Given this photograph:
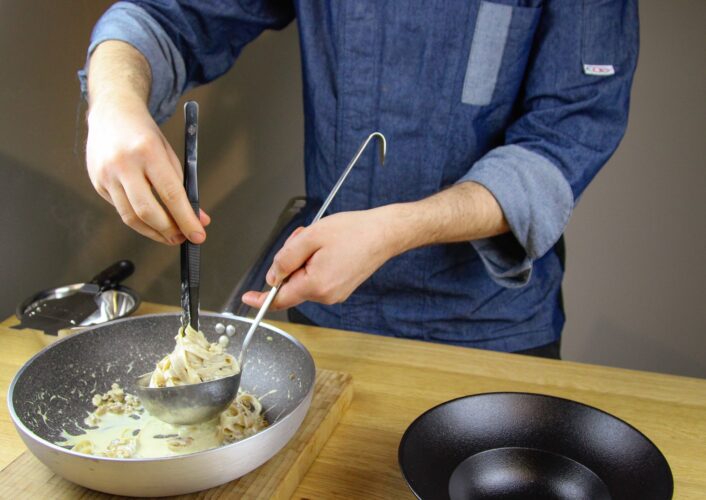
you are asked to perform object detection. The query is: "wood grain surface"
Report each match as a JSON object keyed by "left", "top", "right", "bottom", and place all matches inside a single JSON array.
[{"left": 2, "top": 303, "right": 706, "bottom": 499}]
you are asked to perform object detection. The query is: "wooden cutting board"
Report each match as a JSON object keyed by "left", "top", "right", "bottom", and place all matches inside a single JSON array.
[{"left": 0, "top": 369, "right": 353, "bottom": 499}]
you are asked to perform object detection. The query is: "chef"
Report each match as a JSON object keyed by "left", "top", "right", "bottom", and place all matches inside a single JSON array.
[{"left": 79, "top": 1, "right": 639, "bottom": 359}]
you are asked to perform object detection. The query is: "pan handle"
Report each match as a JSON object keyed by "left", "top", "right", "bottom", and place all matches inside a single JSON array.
[
  {"left": 89, "top": 260, "right": 135, "bottom": 291},
  {"left": 222, "top": 197, "right": 308, "bottom": 317}
]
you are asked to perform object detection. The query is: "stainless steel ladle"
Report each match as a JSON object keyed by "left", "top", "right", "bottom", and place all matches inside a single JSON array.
[{"left": 136, "top": 130, "right": 386, "bottom": 425}]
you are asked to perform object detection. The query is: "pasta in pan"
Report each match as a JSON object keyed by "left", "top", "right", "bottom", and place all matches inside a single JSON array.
[
  {"left": 219, "top": 392, "right": 266, "bottom": 442},
  {"left": 59, "top": 326, "right": 267, "bottom": 458},
  {"left": 60, "top": 383, "right": 268, "bottom": 458},
  {"left": 148, "top": 324, "right": 239, "bottom": 387}
]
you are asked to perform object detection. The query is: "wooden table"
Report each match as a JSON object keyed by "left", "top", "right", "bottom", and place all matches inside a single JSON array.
[{"left": 2, "top": 303, "right": 705, "bottom": 498}]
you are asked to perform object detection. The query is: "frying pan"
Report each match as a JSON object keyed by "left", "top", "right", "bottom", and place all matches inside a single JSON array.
[
  {"left": 8, "top": 312, "right": 316, "bottom": 497},
  {"left": 399, "top": 393, "right": 673, "bottom": 500},
  {"left": 8, "top": 198, "right": 316, "bottom": 496}
]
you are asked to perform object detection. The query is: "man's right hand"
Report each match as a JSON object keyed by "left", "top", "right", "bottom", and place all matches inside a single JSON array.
[{"left": 85, "top": 41, "right": 209, "bottom": 246}]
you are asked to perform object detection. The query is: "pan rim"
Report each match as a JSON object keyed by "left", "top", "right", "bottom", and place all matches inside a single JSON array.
[
  {"left": 397, "top": 391, "right": 674, "bottom": 499},
  {"left": 7, "top": 312, "right": 316, "bottom": 464}
]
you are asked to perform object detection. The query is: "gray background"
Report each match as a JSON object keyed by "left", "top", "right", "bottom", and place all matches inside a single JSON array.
[{"left": 1, "top": 1, "right": 703, "bottom": 377}]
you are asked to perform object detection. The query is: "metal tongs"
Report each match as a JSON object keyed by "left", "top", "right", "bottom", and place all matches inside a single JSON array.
[
  {"left": 136, "top": 101, "right": 233, "bottom": 424},
  {"left": 136, "top": 125, "right": 386, "bottom": 425},
  {"left": 180, "top": 101, "right": 201, "bottom": 333}
]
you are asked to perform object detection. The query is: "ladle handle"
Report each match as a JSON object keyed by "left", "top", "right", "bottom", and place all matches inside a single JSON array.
[
  {"left": 237, "top": 132, "right": 386, "bottom": 368},
  {"left": 181, "top": 101, "right": 200, "bottom": 330},
  {"left": 238, "top": 284, "right": 279, "bottom": 366},
  {"left": 312, "top": 132, "right": 386, "bottom": 223}
]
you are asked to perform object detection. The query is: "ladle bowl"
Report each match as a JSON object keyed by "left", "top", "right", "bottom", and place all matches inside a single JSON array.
[{"left": 135, "top": 371, "right": 241, "bottom": 425}]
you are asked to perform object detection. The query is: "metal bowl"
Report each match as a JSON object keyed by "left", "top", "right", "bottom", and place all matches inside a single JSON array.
[
  {"left": 16, "top": 283, "right": 140, "bottom": 330},
  {"left": 7, "top": 313, "right": 316, "bottom": 497},
  {"left": 399, "top": 392, "right": 673, "bottom": 500}
]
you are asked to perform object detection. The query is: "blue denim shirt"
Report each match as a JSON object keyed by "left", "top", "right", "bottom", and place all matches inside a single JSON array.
[{"left": 80, "top": 0, "right": 639, "bottom": 351}]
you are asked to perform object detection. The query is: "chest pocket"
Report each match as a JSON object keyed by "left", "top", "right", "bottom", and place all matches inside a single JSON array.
[
  {"left": 461, "top": 1, "right": 542, "bottom": 106},
  {"left": 580, "top": 0, "right": 623, "bottom": 77}
]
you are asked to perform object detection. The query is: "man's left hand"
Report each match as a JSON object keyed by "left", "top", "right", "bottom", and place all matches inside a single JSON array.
[{"left": 241, "top": 206, "right": 402, "bottom": 311}]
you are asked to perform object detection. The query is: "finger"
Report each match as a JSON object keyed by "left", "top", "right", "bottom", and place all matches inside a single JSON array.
[
  {"left": 284, "top": 226, "right": 305, "bottom": 245},
  {"left": 107, "top": 184, "right": 170, "bottom": 244},
  {"left": 265, "top": 227, "right": 305, "bottom": 283},
  {"left": 88, "top": 167, "right": 114, "bottom": 205},
  {"left": 242, "top": 267, "right": 310, "bottom": 311},
  {"left": 145, "top": 157, "right": 205, "bottom": 244},
  {"left": 267, "top": 230, "right": 320, "bottom": 285},
  {"left": 95, "top": 184, "right": 114, "bottom": 205},
  {"left": 241, "top": 291, "right": 267, "bottom": 309},
  {"left": 122, "top": 172, "right": 183, "bottom": 244},
  {"left": 200, "top": 209, "right": 211, "bottom": 227},
  {"left": 268, "top": 268, "right": 312, "bottom": 310},
  {"left": 156, "top": 135, "right": 210, "bottom": 236},
  {"left": 160, "top": 132, "right": 184, "bottom": 179}
]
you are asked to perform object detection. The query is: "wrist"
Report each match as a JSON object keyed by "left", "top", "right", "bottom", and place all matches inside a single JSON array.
[
  {"left": 87, "top": 90, "right": 150, "bottom": 127},
  {"left": 373, "top": 203, "right": 426, "bottom": 259},
  {"left": 87, "top": 41, "right": 151, "bottom": 119}
]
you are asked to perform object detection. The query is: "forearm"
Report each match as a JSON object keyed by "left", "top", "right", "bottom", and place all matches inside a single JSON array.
[
  {"left": 84, "top": 40, "right": 208, "bottom": 245},
  {"left": 380, "top": 181, "right": 509, "bottom": 257},
  {"left": 245, "top": 181, "right": 509, "bottom": 310},
  {"left": 87, "top": 40, "right": 151, "bottom": 112}
]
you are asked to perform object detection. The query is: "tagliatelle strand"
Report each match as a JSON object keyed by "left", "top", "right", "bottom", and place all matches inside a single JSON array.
[{"left": 148, "top": 325, "right": 240, "bottom": 387}]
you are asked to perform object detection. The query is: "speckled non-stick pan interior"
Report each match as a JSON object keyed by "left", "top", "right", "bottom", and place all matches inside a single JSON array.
[{"left": 11, "top": 313, "right": 315, "bottom": 445}]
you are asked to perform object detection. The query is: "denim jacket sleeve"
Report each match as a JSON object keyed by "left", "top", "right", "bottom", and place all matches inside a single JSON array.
[
  {"left": 78, "top": 1, "right": 294, "bottom": 123},
  {"left": 457, "top": 0, "right": 639, "bottom": 287}
]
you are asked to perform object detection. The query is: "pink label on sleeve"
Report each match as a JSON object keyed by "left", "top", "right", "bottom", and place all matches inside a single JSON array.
[{"left": 583, "top": 64, "right": 615, "bottom": 76}]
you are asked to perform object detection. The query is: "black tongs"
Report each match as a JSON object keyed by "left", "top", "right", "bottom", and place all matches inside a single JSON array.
[{"left": 181, "top": 101, "right": 200, "bottom": 331}]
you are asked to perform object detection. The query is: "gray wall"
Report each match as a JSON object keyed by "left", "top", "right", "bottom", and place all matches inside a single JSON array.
[
  {"left": 561, "top": 1, "right": 706, "bottom": 377},
  {"left": 0, "top": 0, "right": 304, "bottom": 320},
  {"left": 1, "top": 2, "right": 703, "bottom": 378}
]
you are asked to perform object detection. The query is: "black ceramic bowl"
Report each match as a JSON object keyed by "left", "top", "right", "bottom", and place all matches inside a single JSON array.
[{"left": 399, "top": 393, "right": 672, "bottom": 500}]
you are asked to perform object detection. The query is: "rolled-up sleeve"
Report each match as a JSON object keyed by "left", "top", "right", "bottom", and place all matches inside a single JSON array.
[
  {"left": 78, "top": 0, "right": 295, "bottom": 123},
  {"left": 458, "top": 0, "right": 639, "bottom": 287},
  {"left": 78, "top": 2, "right": 185, "bottom": 123}
]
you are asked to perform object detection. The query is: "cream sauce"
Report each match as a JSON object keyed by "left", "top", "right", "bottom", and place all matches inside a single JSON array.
[
  {"left": 58, "top": 384, "right": 268, "bottom": 459},
  {"left": 60, "top": 410, "right": 223, "bottom": 458}
]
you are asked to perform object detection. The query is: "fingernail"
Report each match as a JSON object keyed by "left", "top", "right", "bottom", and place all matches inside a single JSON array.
[
  {"left": 266, "top": 269, "right": 275, "bottom": 285},
  {"left": 189, "top": 231, "right": 205, "bottom": 243}
]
